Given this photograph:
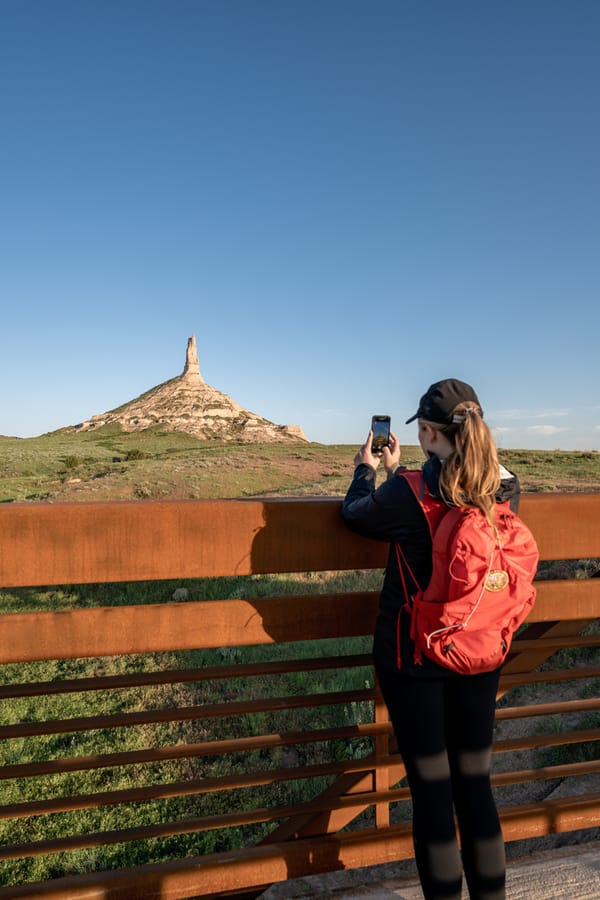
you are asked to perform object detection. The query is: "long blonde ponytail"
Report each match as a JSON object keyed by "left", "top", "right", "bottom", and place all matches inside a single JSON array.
[{"left": 435, "top": 401, "right": 500, "bottom": 524}]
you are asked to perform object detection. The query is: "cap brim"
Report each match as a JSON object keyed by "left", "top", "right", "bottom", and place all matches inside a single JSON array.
[{"left": 405, "top": 413, "right": 419, "bottom": 424}]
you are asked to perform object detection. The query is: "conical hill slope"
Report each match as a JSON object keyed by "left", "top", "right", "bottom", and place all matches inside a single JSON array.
[{"left": 70, "top": 336, "right": 308, "bottom": 443}]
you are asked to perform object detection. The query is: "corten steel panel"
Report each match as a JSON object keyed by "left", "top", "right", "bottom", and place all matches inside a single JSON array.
[
  {"left": 0, "top": 494, "right": 598, "bottom": 899},
  {"left": 0, "top": 493, "right": 599, "bottom": 588},
  {"left": 0, "top": 499, "right": 388, "bottom": 588},
  {"left": 518, "top": 493, "right": 600, "bottom": 559},
  {"left": 0, "top": 593, "right": 379, "bottom": 663},
  {"left": 0, "top": 582, "right": 597, "bottom": 664},
  {"left": 528, "top": 579, "right": 600, "bottom": 620}
]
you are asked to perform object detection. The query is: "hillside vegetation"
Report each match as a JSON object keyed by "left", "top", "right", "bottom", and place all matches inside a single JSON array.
[{"left": 1, "top": 431, "right": 599, "bottom": 503}]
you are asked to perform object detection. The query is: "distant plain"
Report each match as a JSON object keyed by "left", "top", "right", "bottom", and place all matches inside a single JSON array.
[{"left": 1, "top": 430, "right": 599, "bottom": 503}]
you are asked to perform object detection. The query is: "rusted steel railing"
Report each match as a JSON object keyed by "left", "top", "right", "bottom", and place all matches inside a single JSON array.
[{"left": 0, "top": 493, "right": 598, "bottom": 899}]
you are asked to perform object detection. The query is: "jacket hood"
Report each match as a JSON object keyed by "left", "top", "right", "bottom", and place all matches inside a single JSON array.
[{"left": 422, "top": 455, "right": 520, "bottom": 505}]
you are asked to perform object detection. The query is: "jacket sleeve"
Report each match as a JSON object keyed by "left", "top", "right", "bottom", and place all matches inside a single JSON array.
[{"left": 341, "top": 464, "right": 427, "bottom": 543}]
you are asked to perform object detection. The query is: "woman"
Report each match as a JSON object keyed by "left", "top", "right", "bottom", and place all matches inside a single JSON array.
[{"left": 342, "top": 378, "right": 519, "bottom": 900}]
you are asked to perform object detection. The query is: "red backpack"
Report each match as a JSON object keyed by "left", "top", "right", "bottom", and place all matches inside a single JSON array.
[{"left": 395, "top": 471, "right": 539, "bottom": 675}]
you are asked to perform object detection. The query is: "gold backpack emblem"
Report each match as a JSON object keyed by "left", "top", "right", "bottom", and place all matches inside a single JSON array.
[{"left": 485, "top": 569, "right": 509, "bottom": 592}]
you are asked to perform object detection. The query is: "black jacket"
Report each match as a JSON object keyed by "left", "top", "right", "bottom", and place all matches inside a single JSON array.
[{"left": 341, "top": 455, "right": 521, "bottom": 676}]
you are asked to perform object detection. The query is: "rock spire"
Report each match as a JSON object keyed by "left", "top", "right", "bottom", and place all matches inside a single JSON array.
[{"left": 182, "top": 334, "right": 203, "bottom": 381}]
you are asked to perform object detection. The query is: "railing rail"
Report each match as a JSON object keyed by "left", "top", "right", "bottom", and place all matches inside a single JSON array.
[{"left": 0, "top": 493, "right": 598, "bottom": 899}]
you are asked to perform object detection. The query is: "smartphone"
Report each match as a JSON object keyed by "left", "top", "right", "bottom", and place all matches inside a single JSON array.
[{"left": 371, "top": 415, "right": 391, "bottom": 454}]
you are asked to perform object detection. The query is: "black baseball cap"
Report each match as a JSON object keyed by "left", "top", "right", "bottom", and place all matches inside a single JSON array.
[{"left": 405, "top": 379, "right": 481, "bottom": 425}]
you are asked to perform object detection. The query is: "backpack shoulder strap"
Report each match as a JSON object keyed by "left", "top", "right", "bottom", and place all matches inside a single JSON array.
[
  {"left": 398, "top": 470, "right": 449, "bottom": 538},
  {"left": 394, "top": 471, "right": 450, "bottom": 600}
]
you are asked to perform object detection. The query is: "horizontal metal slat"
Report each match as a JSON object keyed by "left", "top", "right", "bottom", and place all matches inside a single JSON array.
[
  {"left": 0, "top": 756, "right": 382, "bottom": 821},
  {"left": 0, "top": 687, "right": 377, "bottom": 740},
  {"left": 0, "top": 653, "right": 374, "bottom": 699},
  {"left": 0, "top": 721, "right": 391, "bottom": 780},
  {"left": 493, "top": 727, "right": 600, "bottom": 755},
  {"left": 1, "top": 795, "right": 599, "bottom": 900}
]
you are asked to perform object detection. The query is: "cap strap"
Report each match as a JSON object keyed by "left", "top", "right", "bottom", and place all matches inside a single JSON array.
[{"left": 452, "top": 407, "right": 480, "bottom": 424}]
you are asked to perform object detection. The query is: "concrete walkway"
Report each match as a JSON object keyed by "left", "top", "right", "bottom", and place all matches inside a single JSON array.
[{"left": 260, "top": 841, "right": 600, "bottom": 899}]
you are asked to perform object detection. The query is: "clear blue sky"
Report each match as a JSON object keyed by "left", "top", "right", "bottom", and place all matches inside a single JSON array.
[{"left": 1, "top": 0, "right": 599, "bottom": 450}]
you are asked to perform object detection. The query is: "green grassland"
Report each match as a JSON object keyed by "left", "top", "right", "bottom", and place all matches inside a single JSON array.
[{"left": 0, "top": 430, "right": 599, "bottom": 503}]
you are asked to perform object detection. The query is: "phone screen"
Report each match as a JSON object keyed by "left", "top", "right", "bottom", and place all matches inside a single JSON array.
[{"left": 371, "top": 415, "right": 391, "bottom": 454}]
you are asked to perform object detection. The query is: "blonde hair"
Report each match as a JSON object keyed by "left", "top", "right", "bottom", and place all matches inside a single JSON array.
[{"left": 429, "top": 401, "right": 500, "bottom": 524}]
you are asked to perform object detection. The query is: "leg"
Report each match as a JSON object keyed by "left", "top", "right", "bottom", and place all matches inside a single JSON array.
[
  {"left": 376, "top": 666, "right": 463, "bottom": 900},
  {"left": 444, "top": 669, "right": 505, "bottom": 900}
]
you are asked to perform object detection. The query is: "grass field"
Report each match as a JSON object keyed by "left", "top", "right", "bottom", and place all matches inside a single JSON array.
[{"left": 1, "top": 430, "right": 599, "bottom": 503}]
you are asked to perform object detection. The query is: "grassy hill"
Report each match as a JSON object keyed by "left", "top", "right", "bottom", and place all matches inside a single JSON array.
[{"left": 1, "top": 431, "right": 599, "bottom": 503}]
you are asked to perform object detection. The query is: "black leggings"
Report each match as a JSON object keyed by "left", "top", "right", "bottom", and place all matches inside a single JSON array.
[{"left": 376, "top": 665, "right": 505, "bottom": 900}]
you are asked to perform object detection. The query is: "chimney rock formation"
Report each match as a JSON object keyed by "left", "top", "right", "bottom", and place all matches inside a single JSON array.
[
  {"left": 182, "top": 335, "right": 203, "bottom": 381},
  {"left": 72, "top": 335, "right": 308, "bottom": 443}
]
